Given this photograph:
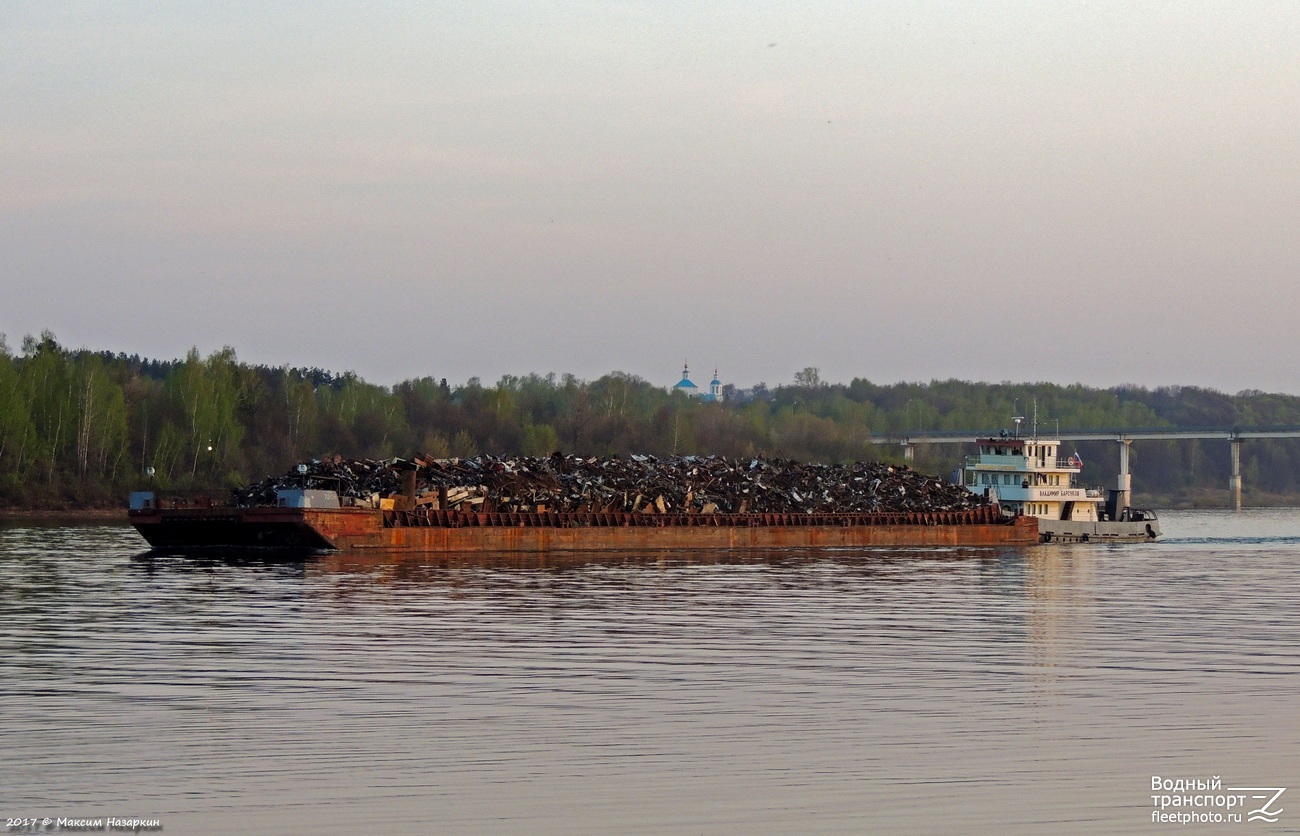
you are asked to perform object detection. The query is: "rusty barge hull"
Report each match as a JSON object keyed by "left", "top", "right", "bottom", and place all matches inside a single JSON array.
[{"left": 129, "top": 505, "right": 1038, "bottom": 552}]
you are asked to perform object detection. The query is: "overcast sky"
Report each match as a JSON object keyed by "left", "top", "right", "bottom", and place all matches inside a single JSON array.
[{"left": 2, "top": 2, "right": 1297, "bottom": 393}]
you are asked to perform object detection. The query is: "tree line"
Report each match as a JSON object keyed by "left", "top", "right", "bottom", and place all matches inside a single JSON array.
[{"left": 3, "top": 331, "right": 1299, "bottom": 507}]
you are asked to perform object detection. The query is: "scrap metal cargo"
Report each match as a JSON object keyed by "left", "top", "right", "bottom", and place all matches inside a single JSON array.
[
  {"left": 236, "top": 452, "right": 989, "bottom": 515},
  {"left": 129, "top": 453, "right": 1039, "bottom": 552}
]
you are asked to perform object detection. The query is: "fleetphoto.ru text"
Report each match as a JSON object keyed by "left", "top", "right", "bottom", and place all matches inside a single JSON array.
[{"left": 1151, "top": 777, "right": 1286, "bottom": 825}]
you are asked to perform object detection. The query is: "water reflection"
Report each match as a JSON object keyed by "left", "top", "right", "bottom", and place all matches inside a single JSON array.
[
  {"left": 133, "top": 550, "right": 310, "bottom": 577},
  {"left": 1023, "top": 546, "right": 1098, "bottom": 680}
]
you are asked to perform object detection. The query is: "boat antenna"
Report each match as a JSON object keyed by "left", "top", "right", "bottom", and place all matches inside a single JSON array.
[{"left": 1032, "top": 398, "right": 1038, "bottom": 439}]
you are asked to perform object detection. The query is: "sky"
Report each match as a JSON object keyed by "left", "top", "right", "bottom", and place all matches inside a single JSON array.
[{"left": 2, "top": 2, "right": 1298, "bottom": 394}]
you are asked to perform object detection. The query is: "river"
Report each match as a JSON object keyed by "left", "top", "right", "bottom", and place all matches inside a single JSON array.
[{"left": 1, "top": 509, "right": 1297, "bottom": 834}]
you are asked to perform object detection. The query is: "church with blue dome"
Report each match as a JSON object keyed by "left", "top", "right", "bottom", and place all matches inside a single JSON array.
[{"left": 672, "top": 362, "right": 722, "bottom": 402}]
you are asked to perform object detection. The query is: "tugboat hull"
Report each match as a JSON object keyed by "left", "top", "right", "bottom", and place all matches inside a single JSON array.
[{"left": 1038, "top": 518, "right": 1161, "bottom": 543}]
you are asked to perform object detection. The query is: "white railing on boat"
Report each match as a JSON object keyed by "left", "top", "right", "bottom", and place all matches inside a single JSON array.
[{"left": 967, "top": 456, "right": 1083, "bottom": 469}]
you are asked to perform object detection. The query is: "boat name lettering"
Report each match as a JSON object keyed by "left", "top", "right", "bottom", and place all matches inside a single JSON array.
[{"left": 1036, "top": 489, "right": 1085, "bottom": 498}]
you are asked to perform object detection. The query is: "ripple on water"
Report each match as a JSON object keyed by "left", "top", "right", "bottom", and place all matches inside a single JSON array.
[{"left": 1, "top": 513, "right": 1298, "bottom": 834}]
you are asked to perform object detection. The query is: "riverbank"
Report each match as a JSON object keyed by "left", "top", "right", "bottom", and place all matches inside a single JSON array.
[
  {"left": 1144, "top": 487, "right": 1300, "bottom": 510},
  {"left": 0, "top": 507, "right": 127, "bottom": 525}
]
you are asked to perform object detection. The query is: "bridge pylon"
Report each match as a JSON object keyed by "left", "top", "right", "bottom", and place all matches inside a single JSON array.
[{"left": 1229, "top": 438, "right": 1243, "bottom": 512}]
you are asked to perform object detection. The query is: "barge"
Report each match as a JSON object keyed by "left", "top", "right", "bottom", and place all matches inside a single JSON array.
[{"left": 128, "top": 490, "right": 1039, "bottom": 553}]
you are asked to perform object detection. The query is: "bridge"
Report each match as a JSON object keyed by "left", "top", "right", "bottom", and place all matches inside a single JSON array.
[{"left": 868, "top": 426, "right": 1300, "bottom": 511}]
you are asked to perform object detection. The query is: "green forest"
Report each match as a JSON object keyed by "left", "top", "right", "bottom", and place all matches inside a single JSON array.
[{"left": 3, "top": 331, "right": 1299, "bottom": 509}]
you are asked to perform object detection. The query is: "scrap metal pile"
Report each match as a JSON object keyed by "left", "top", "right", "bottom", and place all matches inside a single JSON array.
[{"left": 235, "top": 453, "right": 986, "bottom": 515}]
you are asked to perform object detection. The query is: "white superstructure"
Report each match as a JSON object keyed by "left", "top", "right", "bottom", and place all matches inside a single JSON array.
[
  {"left": 961, "top": 432, "right": 1158, "bottom": 542},
  {"left": 963, "top": 436, "right": 1099, "bottom": 520}
]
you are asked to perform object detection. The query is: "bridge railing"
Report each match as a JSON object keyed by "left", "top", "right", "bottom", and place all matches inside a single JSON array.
[{"left": 874, "top": 424, "right": 1300, "bottom": 443}]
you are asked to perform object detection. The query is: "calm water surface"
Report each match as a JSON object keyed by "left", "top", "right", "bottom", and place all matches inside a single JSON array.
[{"left": 2, "top": 509, "right": 1298, "bottom": 834}]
